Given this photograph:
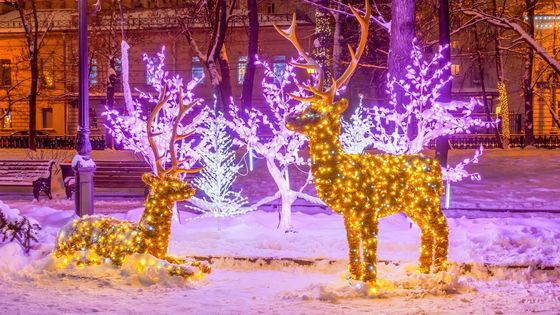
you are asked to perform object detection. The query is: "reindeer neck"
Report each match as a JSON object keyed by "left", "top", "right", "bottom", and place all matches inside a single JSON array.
[
  {"left": 307, "top": 122, "right": 344, "bottom": 175},
  {"left": 137, "top": 191, "right": 175, "bottom": 258}
]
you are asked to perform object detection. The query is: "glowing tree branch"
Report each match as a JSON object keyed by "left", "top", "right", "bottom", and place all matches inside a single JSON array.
[
  {"left": 186, "top": 111, "right": 250, "bottom": 219},
  {"left": 341, "top": 41, "right": 492, "bottom": 182},
  {"left": 228, "top": 58, "right": 324, "bottom": 232},
  {"left": 103, "top": 47, "right": 209, "bottom": 177}
]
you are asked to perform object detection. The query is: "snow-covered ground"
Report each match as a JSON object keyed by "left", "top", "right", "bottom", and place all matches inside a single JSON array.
[{"left": 1, "top": 148, "right": 560, "bottom": 314}]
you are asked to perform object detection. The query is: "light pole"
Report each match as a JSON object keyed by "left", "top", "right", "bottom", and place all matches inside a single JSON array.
[{"left": 73, "top": 0, "right": 95, "bottom": 216}]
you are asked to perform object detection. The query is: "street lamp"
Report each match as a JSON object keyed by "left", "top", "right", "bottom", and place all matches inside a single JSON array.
[{"left": 73, "top": 0, "right": 95, "bottom": 216}]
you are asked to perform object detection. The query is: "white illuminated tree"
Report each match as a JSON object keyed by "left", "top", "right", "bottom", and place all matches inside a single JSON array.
[
  {"left": 340, "top": 95, "right": 375, "bottom": 154},
  {"left": 340, "top": 41, "right": 492, "bottom": 182},
  {"left": 103, "top": 47, "right": 209, "bottom": 177},
  {"left": 228, "top": 58, "right": 324, "bottom": 232},
  {"left": 186, "top": 111, "right": 249, "bottom": 218}
]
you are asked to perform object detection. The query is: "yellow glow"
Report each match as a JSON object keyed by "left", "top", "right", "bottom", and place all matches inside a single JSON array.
[
  {"left": 278, "top": 0, "right": 448, "bottom": 286},
  {"left": 53, "top": 173, "right": 211, "bottom": 280},
  {"left": 498, "top": 81, "right": 510, "bottom": 140}
]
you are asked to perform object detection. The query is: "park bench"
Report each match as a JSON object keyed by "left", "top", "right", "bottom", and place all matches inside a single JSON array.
[
  {"left": 60, "top": 160, "right": 152, "bottom": 199},
  {"left": 0, "top": 160, "right": 55, "bottom": 200}
]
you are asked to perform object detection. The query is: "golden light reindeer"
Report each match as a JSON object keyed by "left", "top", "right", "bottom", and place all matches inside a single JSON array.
[
  {"left": 274, "top": 1, "right": 448, "bottom": 286},
  {"left": 54, "top": 86, "right": 210, "bottom": 279}
]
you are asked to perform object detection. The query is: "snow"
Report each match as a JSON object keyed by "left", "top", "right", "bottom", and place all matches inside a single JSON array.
[
  {"left": 0, "top": 149, "right": 560, "bottom": 313},
  {"left": 71, "top": 154, "right": 96, "bottom": 169}
]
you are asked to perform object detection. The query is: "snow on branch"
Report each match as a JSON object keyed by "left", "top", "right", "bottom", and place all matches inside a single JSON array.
[
  {"left": 341, "top": 40, "right": 492, "bottom": 182},
  {"left": 461, "top": 9, "right": 560, "bottom": 74},
  {"left": 186, "top": 111, "right": 250, "bottom": 218},
  {"left": 0, "top": 201, "right": 40, "bottom": 253},
  {"left": 228, "top": 56, "right": 324, "bottom": 231},
  {"left": 103, "top": 47, "right": 209, "bottom": 177}
]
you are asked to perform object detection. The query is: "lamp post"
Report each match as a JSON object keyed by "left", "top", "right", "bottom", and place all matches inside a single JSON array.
[{"left": 73, "top": 0, "right": 95, "bottom": 216}]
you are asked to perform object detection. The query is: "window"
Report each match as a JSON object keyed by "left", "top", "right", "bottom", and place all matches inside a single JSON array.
[
  {"left": 90, "top": 106, "right": 98, "bottom": 130},
  {"left": 1, "top": 109, "right": 11, "bottom": 129},
  {"left": 267, "top": 2, "right": 275, "bottom": 14},
  {"left": 89, "top": 58, "right": 98, "bottom": 86},
  {"left": 451, "top": 64, "right": 460, "bottom": 76},
  {"left": 41, "top": 108, "right": 53, "bottom": 129},
  {"left": 192, "top": 56, "right": 204, "bottom": 82},
  {"left": 41, "top": 57, "right": 55, "bottom": 88},
  {"left": 272, "top": 56, "right": 286, "bottom": 83},
  {"left": 0, "top": 60, "right": 11, "bottom": 87},
  {"left": 238, "top": 56, "right": 247, "bottom": 85}
]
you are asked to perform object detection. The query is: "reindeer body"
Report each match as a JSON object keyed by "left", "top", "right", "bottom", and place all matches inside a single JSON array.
[
  {"left": 274, "top": 0, "right": 449, "bottom": 285},
  {"left": 54, "top": 174, "right": 209, "bottom": 278},
  {"left": 306, "top": 118, "right": 448, "bottom": 282},
  {"left": 54, "top": 85, "right": 209, "bottom": 279}
]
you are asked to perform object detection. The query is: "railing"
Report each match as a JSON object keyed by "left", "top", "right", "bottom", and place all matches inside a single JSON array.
[
  {"left": 429, "top": 134, "right": 560, "bottom": 149},
  {"left": 1, "top": 134, "right": 559, "bottom": 150},
  {"left": 0, "top": 135, "right": 106, "bottom": 150}
]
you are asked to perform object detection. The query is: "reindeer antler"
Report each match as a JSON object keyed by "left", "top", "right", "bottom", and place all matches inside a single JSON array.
[
  {"left": 147, "top": 84, "right": 202, "bottom": 178},
  {"left": 164, "top": 88, "right": 202, "bottom": 178},
  {"left": 147, "top": 84, "right": 170, "bottom": 177},
  {"left": 274, "top": 0, "right": 370, "bottom": 106}
]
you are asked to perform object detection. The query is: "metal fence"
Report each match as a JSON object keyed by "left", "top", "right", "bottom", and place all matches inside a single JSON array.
[{"left": 0, "top": 135, "right": 106, "bottom": 150}]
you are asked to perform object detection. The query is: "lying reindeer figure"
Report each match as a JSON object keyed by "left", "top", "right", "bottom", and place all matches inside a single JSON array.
[
  {"left": 54, "top": 86, "right": 210, "bottom": 279},
  {"left": 275, "top": 0, "right": 448, "bottom": 286}
]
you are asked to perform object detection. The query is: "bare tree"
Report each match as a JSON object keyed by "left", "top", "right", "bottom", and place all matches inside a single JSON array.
[
  {"left": 240, "top": 0, "right": 258, "bottom": 113},
  {"left": 179, "top": 0, "right": 236, "bottom": 112},
  {"left": 9, "top": 0, "right": 54, "bottom": 150}
]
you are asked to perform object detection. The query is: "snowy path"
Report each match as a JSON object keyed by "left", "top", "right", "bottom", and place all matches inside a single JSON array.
[{"left": 1, "top": 265, "right": 559, "bottom": 314}]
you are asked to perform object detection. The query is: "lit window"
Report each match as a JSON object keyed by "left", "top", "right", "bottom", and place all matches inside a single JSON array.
[
  {"left": 41, "top": 57, "right": 55, "bottom": 88},
  {"left": 272, "top": 56, "right": 286, "bottom": 84},
  {"left": 89, "top": 58, "right": 98, "bottom": 86},
  {"left": 451, "top": 64, "right": 460, "bottom": 76},
  {"left": 0, "top": 60, "right": 11, "bottom": 87},
  {"left": 1, "top": 109, "right": 11, "bottom": 129},
  {"left": 192, "top": 57, "right": 204, "bottom": 82},
  {"left": 42, "top": 108, "right": 53, "bottom": 129},
  {"left": 238, "top": 56, "right": 247, "bottom": 85}
]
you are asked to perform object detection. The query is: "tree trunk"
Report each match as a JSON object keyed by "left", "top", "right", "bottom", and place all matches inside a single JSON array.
[
  {"left": 207, "top": 0, "right": 228, "bottom": 113},
  {"left": 29, "top": 54, "right": 38, "bottom": 151},
  {"left": 218, "top": 47, "right": 233, "bottom": 112},
  {"left": 523, "top": 0, "right": 535, "bottom": 146},
  {"left": 435, "top": 0, "right": 451, "bottom": 166},
  {"left": 474, "top": 26, "right": 503, "bottom": 148},
  {"left": 313, "top": 1, "right": 334, "bottom": 82},
  {"left": 241, "top": 0, "right": 258, "bottom": 113},
  {"left": 105, "top": 56, "right": 117, "bottom": 149},
  {"left": 493, "top": 0, "right": 509, "bottom": 148},
  {"left": 332, "top": 8, "right": 342, "bottom": 78},
  {"left": 388, "top": 0, "right": 416, "bottom": 105}
]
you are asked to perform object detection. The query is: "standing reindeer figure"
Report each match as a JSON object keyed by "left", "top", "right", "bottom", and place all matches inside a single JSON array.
[
  {"left": 275, "top": 1, "right": 448, "bottom": 286},
  {"left": 54, "top": 86, "right": 210, "bottom": 279}
]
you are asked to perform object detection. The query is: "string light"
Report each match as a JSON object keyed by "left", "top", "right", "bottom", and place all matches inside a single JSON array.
[
  {"left": 278, "top": 0, "right": 449, "bottom": 286},
  {"left": 498, "top": 81, "right": 510, "bottom": 142},
  {"left": 54, "top": 81, "right": 211, "bottom": 280}
]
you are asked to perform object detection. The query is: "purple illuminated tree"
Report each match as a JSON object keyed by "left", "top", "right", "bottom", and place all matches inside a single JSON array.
[
  {"left": 341, "top": 41, "right": 492, "bottom": 182},
  {"left": 228, "top": 58, "right": 324, "bottom": 232},
  {"left": 103, "top": 47, "right": 208, "bottom": 177}
]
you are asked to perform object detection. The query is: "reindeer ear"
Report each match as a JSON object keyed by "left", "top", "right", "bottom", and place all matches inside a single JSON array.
[
  {"left": 142, "top": 173, "right": 159, "bottom": 186},
  {"left": 333, "top": 99, "right": 349, "bottom": 114}
]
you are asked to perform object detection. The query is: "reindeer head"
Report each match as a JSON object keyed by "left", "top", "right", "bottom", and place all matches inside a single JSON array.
[
  {"left": 145, "top": 84, "right": 201, "bottom": 202},
  {"left": 142, "top": 173, "right": 195, "bottom": 202},
  {"left": 275, "top": 1, "right": 370, "bottom": 139}
]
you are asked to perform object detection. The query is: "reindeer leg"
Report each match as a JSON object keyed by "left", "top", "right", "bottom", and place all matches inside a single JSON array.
[
  {"left": 431, "top": 212, "right": 449, "bottom": 273},
  {"left": 344, "top": 215, "right": 362, "bottom": 280},
  {"left": 361, "top": 214, "right": 378, "bottom": 285}
]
